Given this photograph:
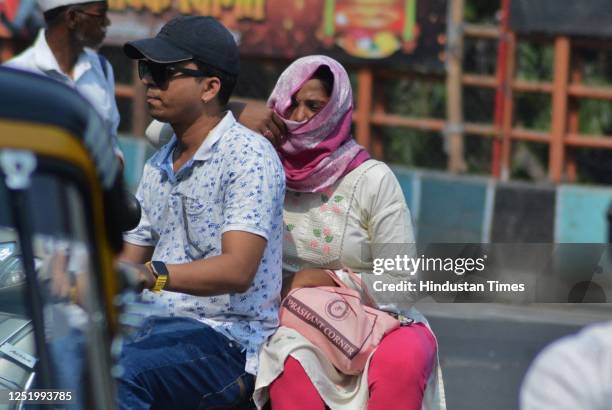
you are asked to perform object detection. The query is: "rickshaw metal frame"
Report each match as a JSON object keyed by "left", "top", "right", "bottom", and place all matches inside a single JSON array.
[{"left": 0, "top": 66, "right": 136, "bottom": 410}]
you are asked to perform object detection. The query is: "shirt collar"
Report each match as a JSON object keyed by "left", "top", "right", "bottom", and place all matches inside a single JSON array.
[
  {"left": 32, "top": 29, "right": 92, "bottom": 81},
  {"left": 192, "top": 111, "right": 236, "bottom": 161},
  {"left": 151, "top": 111, "right": 237, "bottom": 171}
]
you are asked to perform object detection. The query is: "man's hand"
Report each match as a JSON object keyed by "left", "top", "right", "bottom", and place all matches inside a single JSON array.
[
  {"left": 138, "top": 263, "right": 157, "bottom": 291},
  {"left": 117, "top": 261, "right": 156, "bottom": 293},
  {"left": 228, "top": 99, "right": 286, "bottom": 147}
]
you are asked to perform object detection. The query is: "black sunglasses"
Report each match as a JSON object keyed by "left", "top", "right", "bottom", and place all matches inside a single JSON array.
[{"left": 137, "top": 60, "right": 207, "bottom": 87}]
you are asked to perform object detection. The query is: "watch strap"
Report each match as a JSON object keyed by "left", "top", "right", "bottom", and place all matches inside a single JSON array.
[{"left": 149, "top": 260, "right": 169, "bottom": 292}]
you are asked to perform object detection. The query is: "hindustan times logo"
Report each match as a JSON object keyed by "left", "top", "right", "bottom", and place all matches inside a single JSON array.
[{"left": 372, "top": 255, "right": 487, "bottom": 276}]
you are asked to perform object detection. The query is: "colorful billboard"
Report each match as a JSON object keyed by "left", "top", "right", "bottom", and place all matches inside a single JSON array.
[{"left": 106, "top": 0, "right": 446, "bottom": 70}]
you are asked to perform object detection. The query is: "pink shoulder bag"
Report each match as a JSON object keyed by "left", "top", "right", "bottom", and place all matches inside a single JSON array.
[{"left": 279, "top": 269, "right": 400, "bottom": 375}]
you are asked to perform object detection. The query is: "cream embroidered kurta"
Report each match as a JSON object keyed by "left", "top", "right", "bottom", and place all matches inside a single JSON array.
[{"left": 254, "top": 160, "right": 446, "bottom": 410}]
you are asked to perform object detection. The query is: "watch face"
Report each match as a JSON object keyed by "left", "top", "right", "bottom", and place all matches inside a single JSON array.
[{"left": 151, "top": 261, "right": 169, "bottom": 275}]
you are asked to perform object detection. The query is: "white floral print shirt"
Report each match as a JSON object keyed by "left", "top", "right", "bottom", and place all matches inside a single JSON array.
[{"left": 124, "top": 112, "right": 285, "bottom": 374}]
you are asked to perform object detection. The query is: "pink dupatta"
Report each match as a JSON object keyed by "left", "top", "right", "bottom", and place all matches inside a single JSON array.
[{"left": 268, "top": 55, "right": 370, "bottom": 193}]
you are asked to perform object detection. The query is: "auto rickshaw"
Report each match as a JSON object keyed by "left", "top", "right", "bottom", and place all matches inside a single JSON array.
[{"left": 0, "top": 66, "right": 141, "bottom": 409}]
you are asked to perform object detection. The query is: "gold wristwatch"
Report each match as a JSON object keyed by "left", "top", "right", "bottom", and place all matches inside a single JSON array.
[{"left": 147, "top": 260, "right": 169, "bottom": 293}]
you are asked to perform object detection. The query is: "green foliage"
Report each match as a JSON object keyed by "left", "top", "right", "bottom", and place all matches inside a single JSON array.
[
  {"left": 382, "top": 0, "right": 501, "bottom": 172},
  {"left": 382, "top": 0, "right": 612, "bottom": 184},
  {"left": 516, "top": 42, "right": 554, "bottom": 81},
  {"left": 579, "top": 99, "right": 612, "bottom": 135},
  {"left": 381, "top": 79, "right": 447, "bottom": 168}
]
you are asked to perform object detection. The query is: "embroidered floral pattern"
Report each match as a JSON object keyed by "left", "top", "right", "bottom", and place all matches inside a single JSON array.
[
  {"left": 299, "top": 190, "right": 347, "bottom": 255},
  {"left": 284, "top": 182, "right": 351, "bottom": 261}
]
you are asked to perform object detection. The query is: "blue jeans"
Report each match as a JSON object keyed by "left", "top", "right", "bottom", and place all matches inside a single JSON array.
[{"left": 116, "top": 316, "right": 254, "bottom": 410}]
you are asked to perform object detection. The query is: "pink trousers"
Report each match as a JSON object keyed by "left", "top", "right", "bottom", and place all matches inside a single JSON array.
[{"left": 269, "top": 323, "right": 436, "bottom": 410}]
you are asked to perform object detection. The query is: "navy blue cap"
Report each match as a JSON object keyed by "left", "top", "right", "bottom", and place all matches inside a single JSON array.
[{"left": 123, "top": 16, "right": 239, "bottom": 75}]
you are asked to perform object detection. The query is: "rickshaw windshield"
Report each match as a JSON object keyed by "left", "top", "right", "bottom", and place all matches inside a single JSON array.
[{"left": 0, "top": 164, "right": 111, "bottom": 409}]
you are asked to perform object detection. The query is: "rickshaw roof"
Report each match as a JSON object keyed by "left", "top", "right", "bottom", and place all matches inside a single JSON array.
[{"left": 0, "top": 66, "right": 119, "bottom": 188}]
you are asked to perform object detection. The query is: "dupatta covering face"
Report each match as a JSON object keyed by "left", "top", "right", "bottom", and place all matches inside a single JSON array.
[{"left": 267, "top": 55, "right": 369, "bottom": 193}]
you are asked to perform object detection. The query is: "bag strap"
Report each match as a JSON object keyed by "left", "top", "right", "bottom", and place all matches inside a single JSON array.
[
  {"left": 324, "top": 268, "right": 376, "bottom": 307},
  {"left": 323, "top": 269, "right": 348, "bottom": 288}
]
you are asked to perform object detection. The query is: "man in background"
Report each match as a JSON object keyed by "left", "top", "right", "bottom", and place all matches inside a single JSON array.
[{"left": 4, "top": 0, "right": 123, "bottom": 162}]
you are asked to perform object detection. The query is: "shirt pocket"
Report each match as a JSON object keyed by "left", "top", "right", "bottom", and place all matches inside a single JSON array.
[{"left": 177, "top": 194, "right": 222, "bottom": 260}]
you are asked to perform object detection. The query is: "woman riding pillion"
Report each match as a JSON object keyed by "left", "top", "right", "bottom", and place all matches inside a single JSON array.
[{"left": 253, "top": 55, "right": 445, "bottom": 410}]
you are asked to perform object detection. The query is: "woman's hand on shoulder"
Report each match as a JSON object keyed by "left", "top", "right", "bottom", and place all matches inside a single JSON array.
[
  {"left": 227, "top": 99, "right": 286, "bottom": 147},
  {"left": 281, "top": 268, "right": 338, "bottom": 298}
]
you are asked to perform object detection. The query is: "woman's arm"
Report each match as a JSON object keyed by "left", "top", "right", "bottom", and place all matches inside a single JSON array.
[
  {"left": 358, "top": 164, "right": 419, "bottom": 311},
  {"left": 227, "top": 99, "right": 286, "bottom": 146},
  {"left": 281, "top": 268, "right": 337, "bottom": 299},
  {"left": 144, "top": 101, "right": 287, "bottom": 149}
]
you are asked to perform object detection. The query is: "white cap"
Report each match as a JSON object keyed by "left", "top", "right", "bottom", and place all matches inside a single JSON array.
[{"left": 38, "top": 0, "right": 98, "bottom": 12}]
